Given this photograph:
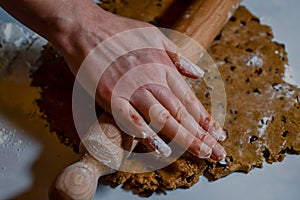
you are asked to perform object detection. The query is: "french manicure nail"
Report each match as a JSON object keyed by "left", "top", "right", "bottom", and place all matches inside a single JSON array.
[
  {"left": 214, "top": 143, "right": 226, "bottom": 160},
  {"left": 218, "top": 158, "right": 227, "bottom": 165},
  {"left": 218, "top": 131, "right": 227, "bottom": 141},
  {"left": 147, "top": 135, "right": 172, "bottom": 157},
  {"left": 180, "top": 56, "right": 205, "bottom": 78},
  {"left": 210, "top": 123, "right": 227, "bottom": 141}
]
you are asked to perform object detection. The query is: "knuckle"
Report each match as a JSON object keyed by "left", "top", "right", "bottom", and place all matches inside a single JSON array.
[
  {"left": 155, "top": 86, "right": 167, "bottom": 98},
  {"left": 184, "top": 92, "right": 197, "bottom": 105},
  {"left": 149, "top": 104, "right": 170, "bottom": 129},
  {"left": 175, "top": 105, "right": 188, "bottom": 123},
  {"left": 134, "top": 86, "right": 149, "bottom": 98},
  {"left": 198, "top": 132, "right": 208, "bottom": 141},
  {"left": 200, "top": 147, "right": 212, "bottom": 158},
  {"left": 199, "top": 145, "right": 212, "bottom": 158},
  {"left": 190, "top": 140, "right": 212, "bottom": 158},
  {"left": 157, "top": 109, "right": 170, "bottom": 124}
]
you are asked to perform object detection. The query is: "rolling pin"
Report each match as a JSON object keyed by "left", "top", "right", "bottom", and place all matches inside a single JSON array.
[{"left": 49, "top": 0, "right": 241, "bottom": 199}]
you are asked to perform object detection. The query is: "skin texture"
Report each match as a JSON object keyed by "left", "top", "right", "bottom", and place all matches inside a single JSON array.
[{"left": 0, "top": 0, "right": 226, "bottom": 160}]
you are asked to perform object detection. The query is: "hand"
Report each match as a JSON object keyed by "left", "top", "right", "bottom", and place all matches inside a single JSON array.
[{"left": 40, "top": 3, "right": 225, "bottom": 161}]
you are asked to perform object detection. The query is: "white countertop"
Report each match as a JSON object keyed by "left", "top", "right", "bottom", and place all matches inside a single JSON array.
[{"left": 0, "top": 1, "right": 299, "bottom": 200}]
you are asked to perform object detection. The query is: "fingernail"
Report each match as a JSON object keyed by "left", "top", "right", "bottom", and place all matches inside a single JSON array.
[
  {"left": 218, "top": 130, "right": 227, "bottom": 141},
  {"left": 218, "top": 158, "right": 227, "bottom": 165},
  {"left": 179, "top": 56, "right": 205, "bottom": 78},
  {"left": 214, "top": 143, "right": 227, "bottom": 161},
  {"left": 210, "top": 122, "right": 227, "bottom": 141},
  {"left": 147, "top": 134, "right": 172, "bottom": 157},
  {"left": 213, "top": 128, "right": 226, "bottom": 141}
]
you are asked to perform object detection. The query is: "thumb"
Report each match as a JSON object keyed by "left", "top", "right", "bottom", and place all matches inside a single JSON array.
[{"left": 163, "top": 41, "right": 205, "bottom": 79}]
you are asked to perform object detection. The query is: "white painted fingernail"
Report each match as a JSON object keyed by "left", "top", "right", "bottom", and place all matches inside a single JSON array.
[
  {"left": 143, "top": 133, "right": 172, "bottom": 157},
  {"left": 151, "top": 136, "right": 172, "bottom": 157},
  {"left": 219, "top": 145, "right": 227, "bottom": 160},
  {"left": 218, "top": 131, "right": 227, "bottom": 141},
  {"left": 210, "top": 142, "right": 226, "bottom": 161},
  {"left": 211, "top": 128, "right": 227, "bottom": 142},
  {"left": 209, "top": 122, "right": 227, "bottom": 141},
  {"left": 179, "top": 56, "right": 205, "bottom": 78},
  {"left": 218, "top": 158, "right": 227, "bottom": 165}
]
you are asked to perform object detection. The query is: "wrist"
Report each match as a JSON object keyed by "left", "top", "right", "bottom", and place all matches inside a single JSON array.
[
  {"left": 49, "top": 1, "right": 155, "bottom": 74},
  {"left": 50, "top": 2, "right": 110, "bottom": 58},
  {"left": 55, "top": 4, "right": 153, "bottom": 74}
]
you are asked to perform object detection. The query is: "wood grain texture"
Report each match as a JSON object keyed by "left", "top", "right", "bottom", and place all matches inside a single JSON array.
[
  {"left": 173, "top": 0, "right": 241, "bottom": 49},
  {"left": 50, "top": 113, "right": 138, "bottom": 200}
]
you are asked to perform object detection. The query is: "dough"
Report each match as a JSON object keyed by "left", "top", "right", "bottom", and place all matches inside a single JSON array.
[{"left": 31, "top": 3, "right": 300, "bottom": 197}]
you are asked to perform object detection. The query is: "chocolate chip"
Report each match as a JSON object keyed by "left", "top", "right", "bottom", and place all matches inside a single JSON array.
[
  {"left": 281, "top": 116, "right": 287, "bottom": 123},
  {"left": 253, "top": 88, "right": 261, "bottom": 94},
  {"left": 245, "top": 48, "right": 253, "bottom": 52},
  {"left": 251, "top": 17, "right": 260, "bottom": 23},
  {"left": 255, "top": 68, "right": 263, "bottom": 75},
  {"left": 224, "top": 57, "right": 230, "bottom": 63},
  {"left": 262, "top": 149, "right": 270, "bottom": 158},
  {"left": 141, "top": 189, "right": 154, "bottom": 197},
  {"left": 229, "top": 16, "right": 237, "bottom": 22},
  {"left": 214, "top": 33, "right": 222, "bottom": 40},
  {"left": 205, "top": 92, "right": 210, "bottom": 98},
  {"left": 282, "top": 131, "right": 289, "bottom": 137},
  {"left": 230, "top": 109, "right": 238, "bottom": 114},
  {"left": 272, "top": 83, "right": 281, "bottom": 91},
  {"left": 250, "top": 135, "right": 258, "bottom": 143},
  {"left": 186, "top": 175, "right": 194, "bottom": 183}
]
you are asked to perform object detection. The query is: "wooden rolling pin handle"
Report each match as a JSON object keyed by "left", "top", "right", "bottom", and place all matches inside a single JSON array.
[
  {"left": 49, "top": 153, "right": 112, "bottom": 200},
  {"left": 174, "top": 0, "right": 241, "bottom": 49},
  {"left": 50, "top": 112, "right": 135, "bottom": 200}
]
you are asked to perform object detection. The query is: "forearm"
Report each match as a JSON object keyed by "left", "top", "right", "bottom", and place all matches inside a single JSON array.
[{"left": 0, "top": 0, "right": 108, "bottom": 54}]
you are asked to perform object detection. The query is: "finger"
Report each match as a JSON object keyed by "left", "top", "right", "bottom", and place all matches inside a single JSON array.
[
  {"left": 111, "top": 97, "right": 171, "bottom": 157},
  {"left": 166, "top": 71, "right": 227, "bottom": 141},
  {"left": 211, "top": 142, "right": 227, "bottom": 162},
  {"left": 131, "top": 88, "right": 226, "bottom": 161},
  {"left": 148, "top": 85, "right": 226, "bottom": 160},
  {"left": 163, "top": 39, "right": 205, "bottom": 79},
  {"left": 148, "top": 84, "right": 207, "bottom": 140}
]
